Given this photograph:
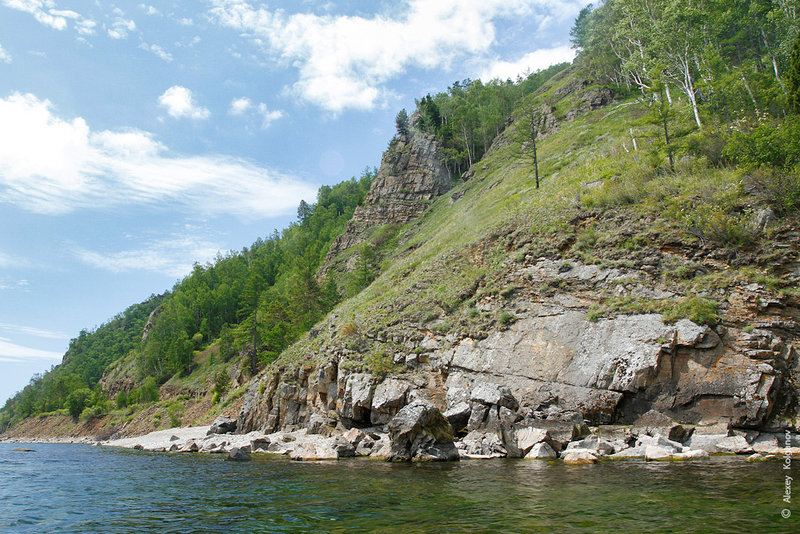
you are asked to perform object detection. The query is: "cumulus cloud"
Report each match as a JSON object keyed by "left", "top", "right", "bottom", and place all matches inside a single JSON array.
[
  {"left": 73, "top": 236, "right": 223, "bottom": 278},
  {"left": 480, "top": 46, "right": 575, "bottom": 82},
  {"left": 0, "top": 43, "right": 11, "bottom": 63},
  {"left": 257, "top": 103, "right": 283, "bottom": 128},
  {"left": 2, "top": 0, "right": 94, "bottom": 32},
  {"left": 229, "top": 97, "right": 283, "bottom": 128},
  {"left": 208, "top": 0, "right": 584, "bottom": 112},
  {"left": 229, "top": 96, "right": 252, "bottom": 115},
  {"left": 158, "top": 85, "right": 210, "bottom": 120},
  {"left": 0, "top": 92, "right": 318, "bottom": 219}
]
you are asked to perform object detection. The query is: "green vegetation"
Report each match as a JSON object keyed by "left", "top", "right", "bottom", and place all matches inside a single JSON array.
[
  {"left": 414, "top": 63, "right": 570, "bottom": 177},
  {"left": 3, "top": 1, "right": 798, "bottom": 432},
  {"left": 1, "top": 170, "right": 374, "bottom": 429}
]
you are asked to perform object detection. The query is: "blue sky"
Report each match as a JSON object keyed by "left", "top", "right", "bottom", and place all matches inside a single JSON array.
[{"left": 0, "top": 0, "right": 587, "bottom": 404}]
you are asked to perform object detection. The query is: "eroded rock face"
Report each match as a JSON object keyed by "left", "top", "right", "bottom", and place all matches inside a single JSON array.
[
  {"left": 387, "top": 401, "right": 459, "bottom": 461},
  {"left": 322, "top": 126, "right": 451, "bottom": 271}
]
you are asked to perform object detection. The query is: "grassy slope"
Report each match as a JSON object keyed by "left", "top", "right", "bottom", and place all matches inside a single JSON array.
[{"left": 275, "top": 66, "right": 797, "bottom": 377}]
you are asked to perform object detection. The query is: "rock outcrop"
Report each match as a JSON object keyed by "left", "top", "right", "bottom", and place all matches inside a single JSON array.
[{"left": 322, "top": 122, "right": 451, "bottom": 272}]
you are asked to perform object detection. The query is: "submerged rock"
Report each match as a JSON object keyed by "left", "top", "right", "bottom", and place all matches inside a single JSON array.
[{"left": 226, "top": 447, "right": 251, "bottom": 461}]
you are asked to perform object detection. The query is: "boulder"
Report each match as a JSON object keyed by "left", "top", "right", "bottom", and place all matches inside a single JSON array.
[
  {"left": 515, "top": 427, "right": 550, "bottom": 455},
  {"left": 459, "top": 430, "right": 506, "bottom": 458},
  {"left": 370, "top": 379, "right": 411, "bottom": 424},
  {"left": 750, "top": 433, "right": 780, "bottom": 453},
  {"left": 567, "top": 436, "right": 616, "bottom": 456},
  {"left": 387, "top": 401, "right": 459, "bottom": 461},
  {"left": 470, "top": 382, "right": 519, "bottom": 410},
  {"left": 672, "top": 449, "right": 709, "bottom": 460},
  {"left": 343, "top": 427, "right": 367, "bottom": 446},
  {"left": 611, "top": 446, "right": 648, "bottom": 458},
  {"left": 443, "top": 402, "right": 472, "bottom": 433},
  {"left": 250, "top": 437, "right": 270, "bottom": 452},
  {"left": 645, "top": 445, "right": 673, "bottom": 461},
  {"left": 685, "top": 434, "right": 730, "bottom": 453},
  {"left": 332, "top": 437, "right": 356, "bottom": 457},
  {"left": 226, "top": 447, "right": 251, "bottom": 462},
  {"left": 208, "top": 416, "right": 238, "bottom": 435},
  {"left": 306, "top": 413, "right": 332, "bottom": 435},
  {"left": 715, "top": 435, "right": 754, "bottom": 455},
  {"left": 562, "top": 450, "right": 597, "bottom": 465},
  {"left": 289, "top": 442, "right": 338, "bottom": 461},
  {"left": 179, "top": 440, "right": 199, "bottom": 453},
  {"left": 340, "top": 373, "right": 375, "bottom": 424},
  {"left": 524, "top": 442, "right": 557, "bottom": 459},
  {"left": 633, "top": 411, "right": 692, "bottom": 443},
  {"left": 636, "top": 435, "right": 683, "bottom": 453}
]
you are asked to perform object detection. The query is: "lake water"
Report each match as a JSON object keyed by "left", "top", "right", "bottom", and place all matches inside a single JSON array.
[{"left": 0, "top": 443, "right": 796, "bottom": 533}]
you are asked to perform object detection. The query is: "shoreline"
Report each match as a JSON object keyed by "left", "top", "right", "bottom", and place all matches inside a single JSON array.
[{"left": 5, "top": 424, "right": 800, "bottom": 464}]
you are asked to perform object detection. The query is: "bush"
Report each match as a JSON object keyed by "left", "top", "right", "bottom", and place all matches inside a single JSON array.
[
  {"left": 679, "top": 204, "right": 756, "bottom": 248},
  {"left": 65, "top": 388, "right": 92, "bottom": 419},
  {"left": 498, "top": 311, "right": 517, "bottom": 326},
  {"left": 115, "top": 391, "right": 128, "bottom": 409},
  {"left": 139, "top": 376, "right": 160, "bottom": 403},
  {"left": 166, "top": 401, "right": 183, "bottom": 428},
  {"left": 746, "top": 168, "right": 800, "bottom": 215},
  {"left": 722, "top": 115, "right": 800, "bottom": 169}
]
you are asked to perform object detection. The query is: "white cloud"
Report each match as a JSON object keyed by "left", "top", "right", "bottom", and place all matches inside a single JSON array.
[
  {"left": 480, "top": 46, "right": 575, "bottom": 81},
  {"left": 229, "top": 96, "right": 252, "bottom": 115},
  {"left": 158, "top": 85, "right": 210, "bottom": 120},
  {"left": 140, "top": 42, "right": 173, "bottom": 62},
  {"left": 73, "top": 236, "right": 223, "bottom": 278},
  {"left": 0, "top": 322, "right": 68, "bottom": 340},
  {"left": 230, "top": 97, "right": 284, "bottom": 128},
  {"left": 1, "top": 0, "right": 94, "bottom": 33},
  {"left": 0, "top": 43, "right": 10, "bottom": 63},
  {"left": 0, "top": 92, "right": 318, "bottom": 219},
  {"left": 108, "top": 16, "right": 136, "bottom": 39},
  {"left": 207, "top": 0, "right": 582, "bottom": 112},
  {"left": 0, "top": 338, "right": 62, "bottom": 362},
  {"left": 140, "top": 4, "right": 160, "bottom": 16}
]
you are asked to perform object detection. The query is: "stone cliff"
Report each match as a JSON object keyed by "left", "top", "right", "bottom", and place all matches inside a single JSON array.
[{"left": 321, "top": 120, "right": 451, "bottom": 272}]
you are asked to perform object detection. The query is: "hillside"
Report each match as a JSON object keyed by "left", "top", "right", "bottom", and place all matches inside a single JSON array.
[{"left": 3, "top": 1, "right": 800, "bottom": 459}]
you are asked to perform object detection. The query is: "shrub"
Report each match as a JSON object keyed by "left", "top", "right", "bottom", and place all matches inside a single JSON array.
[
  {"left": 115, "top": 391, "right": 128, "bottom": 409},
  {"left": 65, "top": 388, "right": 92, "bottom": 419},
  {"left": 680, "top": 204, "right": 756, "bottom": 248},
  {"left": 139, "top": 376, "right": 160, "bottom": 403},
  {"left": 722, "top": 115, "right": 800, "bottom": 169},
  {"left": 166, "top": 401, "right": 183, "bottom": 428},
  {"left": 746, "top": 168, "right": 800, "bottom": 216}
]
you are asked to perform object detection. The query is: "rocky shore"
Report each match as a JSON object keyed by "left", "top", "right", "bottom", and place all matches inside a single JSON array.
[{"left": 7, "top": 406, "right": 793, "bottom": 465}]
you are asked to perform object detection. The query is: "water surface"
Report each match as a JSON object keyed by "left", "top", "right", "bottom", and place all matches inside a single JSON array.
[{"left": 0, "top": 443, "right": 796, "bottom": 533}]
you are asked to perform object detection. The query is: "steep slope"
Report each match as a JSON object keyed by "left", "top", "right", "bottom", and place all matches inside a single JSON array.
[
  {"left": 236, "top": 66, "right": 799, "bottom": 454},
  {"left": 321, "top": 122, "right": 451, "bottom": 274}
]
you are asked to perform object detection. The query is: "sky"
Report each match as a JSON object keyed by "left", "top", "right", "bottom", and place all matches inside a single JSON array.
[{"left": 0, "top": 0, "right": 588, "bottom": 405}]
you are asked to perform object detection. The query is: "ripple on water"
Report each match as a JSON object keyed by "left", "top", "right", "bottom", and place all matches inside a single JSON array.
[{"left": 0, "top": 443, "right": 796, "bottom": 533}]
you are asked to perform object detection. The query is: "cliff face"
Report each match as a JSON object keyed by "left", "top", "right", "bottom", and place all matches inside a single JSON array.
[
  {"left": 236, "top": 72, "right": 800, "bottom": 458},
  {"left": 322, "top": 125, "right": 451, "bottom": 271}
]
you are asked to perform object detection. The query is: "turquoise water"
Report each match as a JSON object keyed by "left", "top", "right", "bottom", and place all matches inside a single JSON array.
[{"left": 0, "top": 443, "right": 797, "bottom": 533}]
